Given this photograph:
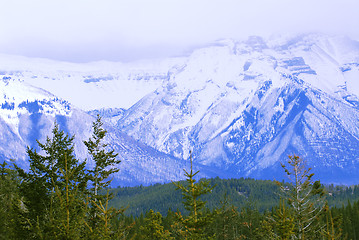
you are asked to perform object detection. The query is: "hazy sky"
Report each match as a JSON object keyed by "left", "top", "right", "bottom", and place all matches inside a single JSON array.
[{"left": 1, "top": 0, "right": 358, "bottom": 62}]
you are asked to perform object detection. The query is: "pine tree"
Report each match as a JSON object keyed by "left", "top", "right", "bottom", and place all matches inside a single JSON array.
[
  {"left": 139, "top": 209, "right": 172, "bottom": 240},
  {"left": 83, "top": 115, "right": 123, "bottom": 239},
  {"left": 270, "top": 198, "right": 295, "bottom": 239},
  {"left": 255, "top": 217, "right": 277, "bottom": 240},
  {"left": 84, "top": 115, "right": 120, "bottom": 200},
  {"left": 16, "top": 122, "right": 87, "bottom": 239},
  {"left": 276, "top": 155, "right": 326, "bottom": 240},
  {"left": 0, "top": 161, "right": 23, "bottom": 239},
  {"left": 236, "top": 202, "right": 263, "bottom": 239},
  {"left": 321, "top": 203, "right": 343, "bottom": 240},
  {"left": 212, "top": 194, "right": 240, "bottom": 240},
  {"left": 172, "top": 151, "right": 215, "bottom": 240}
]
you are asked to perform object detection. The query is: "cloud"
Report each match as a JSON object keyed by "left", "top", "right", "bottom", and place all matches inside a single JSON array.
[{"left": 0, "top": 0, "right": 358, "bottom": 62}]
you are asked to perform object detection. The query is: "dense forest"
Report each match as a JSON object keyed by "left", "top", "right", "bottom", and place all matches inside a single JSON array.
[
  {"left": 1, "top": 117, "right": 359, "bottom": 239},
  {"left": 109, "top": 177, "right": 359, "bottom": 218}
]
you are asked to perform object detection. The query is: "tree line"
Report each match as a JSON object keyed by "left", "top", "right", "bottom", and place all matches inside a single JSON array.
[
  {"left": 110, "top": 177, "right": 359, "bottom": 219},
  {"left": 0, "top": 116, "right": 358, "bottom": 239}
]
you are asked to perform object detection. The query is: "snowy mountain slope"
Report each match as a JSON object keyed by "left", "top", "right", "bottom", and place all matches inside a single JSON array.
[
  {"left": 0, "top": 77, "right": 74, "bottom": 165},
  {"left": 116, "top": 34, "right": 359, "bottom": 184},
  {"left": 208, "top": 80, "right": 359, "bottom": 183},
  {"left": 108, "top": 128, "right": 229, "bottom": 187},
  {"left": 0, "top": 54, "right": 186, "bottom": 110},
  {"left": 0, "top": 76, "right": 216, "bottom": 186},
  {"left": 2, "top": 33, "right": 359, "bottom": 185}
]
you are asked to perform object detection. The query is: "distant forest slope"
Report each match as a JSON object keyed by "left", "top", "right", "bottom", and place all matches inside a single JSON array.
[{"left": 110, "top": 177, "right": 359, "bottom": 217}]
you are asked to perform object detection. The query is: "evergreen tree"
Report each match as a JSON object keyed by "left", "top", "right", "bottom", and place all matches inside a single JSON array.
[
  {"left": 0, "top": 161, "right": 24, "bottom": 239},
  {"left": 49, "top": 154, "right": 88, "bottom": 239},
  {"left": 340, "top": 199, "right": 359, "bottom": 239},
  {"left": 163, "top": 208, "right": 177, "bottom": 232},
  {"left": 211, "top": 194, "right": 240, "bottom": 240},
  {"left": 83, "top": 115, "right": 123, "bottom": 239},
  {"left": 172, "top": 152, "right": 215, "bottom": 240},
  {"left": 255, "top": 217, "right": 277, "bottom": 240},
  {"left": 84, "top": 115, "right": 120, "bottom": 200},
  {"left": 321, "top": 203, "right": 343, "bottom": 240},
  {"left": 269, "top": 198, "right": 295, "bottom": 239},
  {"left": 236, "top": 202, "right": 263, "bottom": 239},
  {"left": 276, "top": 155, "right": 326, "bottom": 240},
  {"left": 16, "top": 123, "right": 87, "bottom": 239},
  {"left": 139, "top": 209, "right": 172, "bottom": 240}
]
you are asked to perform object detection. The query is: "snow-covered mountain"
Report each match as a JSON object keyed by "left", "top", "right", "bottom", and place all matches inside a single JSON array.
[
  {"left": 0, "top": 54, "right": 186, "bottom": 110},
  {"left": 1, "top": 33, "right": 359, "bottom": 185},
  {"left": 117, "top": 34, "right": 359, "bottom": 184},
  {"left": 0, "top": 76, "right": 215, "bottom": 187}
]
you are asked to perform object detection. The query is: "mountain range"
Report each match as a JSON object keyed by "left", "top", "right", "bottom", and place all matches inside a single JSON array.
[{"left": 1, "top": 33, "right": 359, "bottom": 185}]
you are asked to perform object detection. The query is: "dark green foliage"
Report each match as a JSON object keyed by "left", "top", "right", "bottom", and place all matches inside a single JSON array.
[
  {"left": 110, "top": 178, "right": 359, "bottom": 220},
  {"left": 83, "top": 115, "right": 123, "bottom": 239},
  {"left": 210, "top": 194, "right": 263, "bottom": 240},
  {"left": 172, "top": 152, "right": 215, "bottom": 239},
  {"left": 139, "top": 209, "right": 172, "bottom": 239},
  {"left": 2, "top": 124, "right": 359, "bottom": 240},
  {"left": 321, "top": 203, "right": 343, "bottom": 239},
  {"left": 276, "top": 155, "right": 326, "bottom": 240},
  {"left": 4, "top": 118, "right": 125, "bottom": 239},
  {"left": 110, "top": 182, "right": 182, "bottom": 217},
  {"left": 16, "top": 123, "right": 87, "bottom": 239},
  {"left": 332, "top": 199, "right": 359, "bottom": 239},
  {"left": 0, "top": 161, "right": 24, "bottom": 240},
  {"left": 268, "top": 199, "right": 295, "bottom": 239},
  {"left": 48, "top": 155, "right": 88, "bottom": 239},
  {"left": 110, "top": 177, "right": 281, "bottom": 217},
  {"left": 326, "top": 184, "right": 359, "bottom": 208},
  {"left": 210, "top": 194, "right": 240, "bottom": 239},
  {"left": 109, "top": 178, "right": 359, "bottom": 239},
  {"left": 84, "top": 114, "right": 120, "bottom": 198},
  {"left": 236, "top": 203, "right": 265, "bottom": 239}
]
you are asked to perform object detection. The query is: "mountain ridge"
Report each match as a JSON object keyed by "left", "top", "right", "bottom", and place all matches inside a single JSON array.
[{"left": 1, "top": 33, "right": 359, "bottom": 185}]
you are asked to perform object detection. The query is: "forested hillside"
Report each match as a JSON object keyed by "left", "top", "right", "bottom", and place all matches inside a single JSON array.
[
  {"left": 2, "top": 118, "right": 359, "bottom": 239},
  {"left": 110, "top": 177, "right": 359, "bottom": 218}
]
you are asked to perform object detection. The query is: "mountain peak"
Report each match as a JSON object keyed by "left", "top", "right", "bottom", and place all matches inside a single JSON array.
[{"left": 1, "top": 34, "right": 359, "bottom": 185}]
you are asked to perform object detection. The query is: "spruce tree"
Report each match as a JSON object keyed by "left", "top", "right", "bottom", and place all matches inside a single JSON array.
[
  {"left": 212, "top": 194, "right": 240, "bottom": 240},
  {"left": 276, "top": 155, "right": 326, "bottom": 240},
  {"left": 0, "top": 161, "right": 23, "bottom": 239},
  {"left": 83, "top": 115, "right": 123, "bottom": 239},
  {"left": 269, "top": 198, "right": 295, "bottom": 239},
  {"left": 321, "top": 203, "right": 343, "bottom": 239},
  {"left": 172, "top": 151, "right": 215, "bottom": 240},
  {"left": 139, "top": 209, "right": 172, "bottom": 240},
  {"left": 17, "top": 122, "right": 87, "bottom": 239},
  {"left": 84, "top": 115, "right": 120, "bottom": 199}
]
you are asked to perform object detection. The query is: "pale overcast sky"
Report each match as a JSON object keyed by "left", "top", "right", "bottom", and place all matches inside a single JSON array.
[{"left": 0, "top": 0, "right": 358, "bottom": 62}]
